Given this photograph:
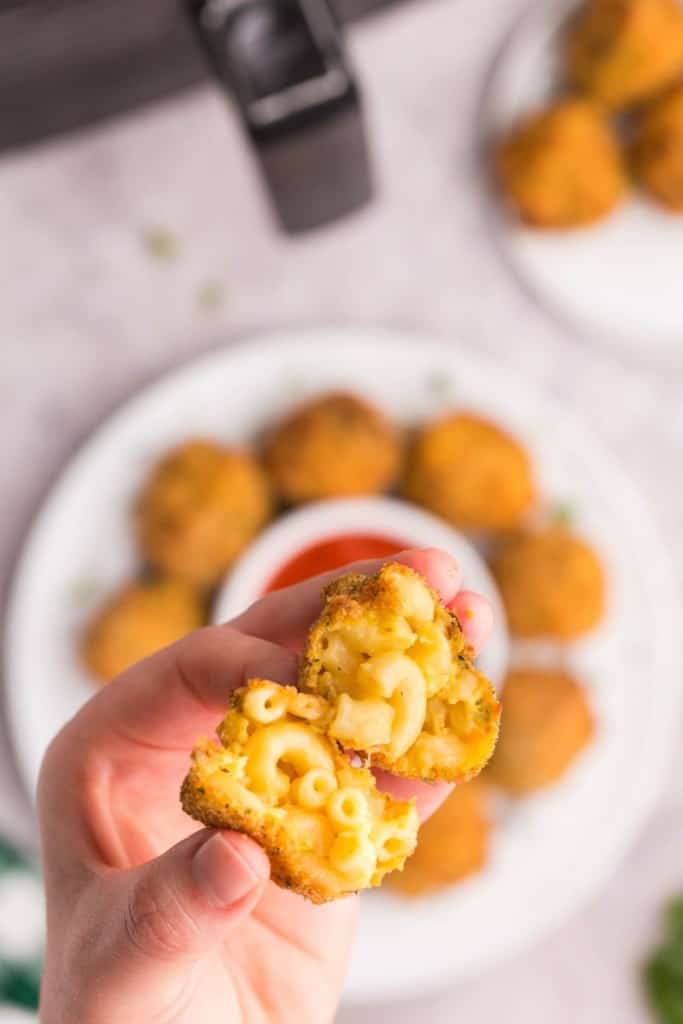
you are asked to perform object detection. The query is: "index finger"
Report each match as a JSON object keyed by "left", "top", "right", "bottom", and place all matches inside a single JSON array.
[{"left": 230, "top": 547, "right": 463, "bottom": 649}]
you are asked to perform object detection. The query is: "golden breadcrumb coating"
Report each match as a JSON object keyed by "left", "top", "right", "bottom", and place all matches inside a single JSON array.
[
  {"left": 82, "top": 577, "right": 205, "bottom": 683},
  {"left": 181, "top": 680, "right": 418, "bottom": 903},
  {"left": 567, "top": 0, "right": 683, "bottom": 110},
  {"left": 491, "top": 527, "right": 606, "bottom": 639},
  {"left": 389, "top": 778, "right": 491, "bottom": 897},
  {"left": 301, "top": 563, "right": 500, "bottom": 783},
  {"left": 487, "top": 669, "right": 594, "bottom": 794},
  {"left": 264, "top": 392, "right": 401, "bottom": 504},
  {"left": 136, "top": 439, "right": 272, "bottom": 588},
  {"left": 631, "top": 82, "right": 683, "bottom": 210},
  {"left": 402, "top": 412, "right": 535, "bottom": 531},
  {"left": 495, "top": 100, "right": 626, "bottom": 229}
]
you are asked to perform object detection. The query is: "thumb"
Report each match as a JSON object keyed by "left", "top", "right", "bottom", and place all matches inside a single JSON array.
[{"left": 120, "top": 828, "right": 270, "bottom": 961}]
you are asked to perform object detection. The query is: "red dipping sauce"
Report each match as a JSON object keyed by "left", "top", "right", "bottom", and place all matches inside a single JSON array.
[{"left": 264, "top": 534, "right": 408, "bottom": 593}]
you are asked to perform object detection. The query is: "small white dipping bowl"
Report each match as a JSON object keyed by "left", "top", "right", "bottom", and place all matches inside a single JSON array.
[{"left": 213, "top": 497, "right": 509, "bottom": 687}]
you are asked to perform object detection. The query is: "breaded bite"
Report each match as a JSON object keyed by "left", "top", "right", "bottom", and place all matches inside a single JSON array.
[
  {"left": 487, "top": 669, "right": 594, "bottom": 794},
  {"left": 301, "top": 563, "right": 501, "bottom": 782},
  {"left": 181, "top": 680, "right": 418, "bottom": 903},
  {"left": 136, "top": 440, "right": 272, "bottom": 588},
  {"left": 631, "top": 82, "right": 683, "bottom": 210},
  {"left": 264, "top": 392, "right": 401, "bottom": 504},
  {"left": 567, "top": 0, "right": 683, "bottom": 110},
  {"left": 491, "top": 526, "right": 606, "bottom": 639},
  {"left": 495, "top": 100, "right": 626, "bottom": 229},
  {"left": 82, "top": 577, "right": 205, "bottom": 683},
  {"left": 402, "top": 412, "right": 535, "bottom": 531},
  {"left": 389, "top": 779, "right": 491, "bottom": 897}
]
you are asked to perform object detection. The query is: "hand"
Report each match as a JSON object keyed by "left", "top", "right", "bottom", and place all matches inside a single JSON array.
[{"left": 38, "top": 549, "right": 493, "bottom": 1024}]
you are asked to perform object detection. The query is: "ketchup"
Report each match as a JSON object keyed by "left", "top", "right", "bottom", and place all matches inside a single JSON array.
[{"left": 264, "top": 534, "right": 407, "bottom": 593}]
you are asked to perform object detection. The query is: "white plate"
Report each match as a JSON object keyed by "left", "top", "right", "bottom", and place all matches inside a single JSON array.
[
  {"left": 5, "top": 326, "right": 680, "bottom": 1005},
  {"left": 480, "top": 0, "right": 683, "bottom": 364}
]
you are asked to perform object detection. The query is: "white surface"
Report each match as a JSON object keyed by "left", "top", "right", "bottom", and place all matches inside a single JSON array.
[
  {"left": 5, "top": 327, "right": 681, "bottom": 1006},
  {"left": 214, "top": 494, "right": 509, "bottom": 686},
  {"left": 480, "top": 0, "right": 683, "bottom": 363},
  {"left": 1, "top": 0, "right": 682, "bottom": 1021}
]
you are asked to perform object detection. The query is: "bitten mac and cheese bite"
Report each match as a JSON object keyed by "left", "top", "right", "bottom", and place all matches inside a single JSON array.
[
  {"left": 181, "top": 680, "right": 418, "bottom": 903},
  {"left": 301, "top": 563, "right": 500, "bottom": 782}
]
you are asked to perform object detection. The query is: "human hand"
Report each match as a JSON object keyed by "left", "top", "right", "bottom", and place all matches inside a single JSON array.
[{"left": 38, "top": 549, "right": 493, "bottom": 1024}]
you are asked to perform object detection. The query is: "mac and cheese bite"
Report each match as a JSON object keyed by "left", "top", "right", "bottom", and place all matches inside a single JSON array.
[
  {"left": 301, "top": 563, "right": 500, "bottom": 782},
  {"left": 181, "top": 679, "right": 418, "bottom": 903},
  {"left": 82, "top": 577, "right": 206, "bottom": 684}
]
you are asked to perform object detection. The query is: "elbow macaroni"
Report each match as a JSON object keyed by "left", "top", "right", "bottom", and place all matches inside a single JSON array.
[
  {"left": 301, "top": 562, "right": 501, "bottom": 782},
  {"left": 182, "top": 563, "right": 500, "bottom": 902},
  {"left": 181, "top": 678, "right": 418, "bottom": 904}
]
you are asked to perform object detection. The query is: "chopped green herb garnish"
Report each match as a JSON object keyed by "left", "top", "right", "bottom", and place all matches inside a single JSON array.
[
  {"left": 645, "top": 896, "right": 683, "bottom": 1023},
  {"left": 426, "top": 371, "right": 454, "bottom": 400},
  {"left": 70, "top": 579, "right": 100, "bottom": 605},
  {"left": 197, "top": 281, "right": 225, "bottom": 310},
  {"left": 143, "top": 227, "right": 179, "bottom": 263},
  {"left": 551, "top": 501, "right": 575, "bottom": 526}
]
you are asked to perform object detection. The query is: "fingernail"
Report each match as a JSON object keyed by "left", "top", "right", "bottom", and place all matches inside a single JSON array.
[{"left": 192, "top": 832, "right": 268, "bottom": 909}]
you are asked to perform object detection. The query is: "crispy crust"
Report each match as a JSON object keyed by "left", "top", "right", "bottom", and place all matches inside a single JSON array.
[
  {"left": 490, "top": 527, "right": 606, "bottom": 639},
  {"left": 487, "top": 669, "right": 595, "bottom": 794},
  {"left": 136, "top": 439, "right": 272, "bottom": 588},
  {"left": 631, "top": 82, "right": 683, "bottom": 211},
  {"left": 181, "top": 681, "right": 418, "bottom": 904},
  {"left": 264, "top": 392, "right": 401, "bottom": 504},
  {"left": 494, "top": 101, "right": 626, "bottom": 229},
  {"left": 402, "top": 411, "right": 535, "bottom": 531},
  {"left": 566, "top": 0, "right": 683, "bottom": 111},
  {"left": 301, "top": 563, "right": 501, "bottom": 783},
  {"left": 82, "top": 577, "right": 206, "bottom": 684},
  {"left": 182, "top": 745, "right": 338, "bottom": 904}
]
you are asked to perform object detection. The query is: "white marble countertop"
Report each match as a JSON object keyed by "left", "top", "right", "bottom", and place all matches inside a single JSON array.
[{"left": 1, "top": 0, "right": 682, "bottom": 1020}]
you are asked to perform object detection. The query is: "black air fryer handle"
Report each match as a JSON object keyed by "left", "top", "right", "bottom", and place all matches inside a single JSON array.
[{"left": 186, "top": 0, "right": 373, "bottom": 233}]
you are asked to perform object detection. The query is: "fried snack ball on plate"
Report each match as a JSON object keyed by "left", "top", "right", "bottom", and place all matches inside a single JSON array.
[
  {"left": 631, "top": 82, "right": 683, "bottom": 210},
  {"left": 136, "top": 439, "right": 272, "bottom": 588},
  {"left": 491, "top": 526, "right": 606, "bottom": 639},
  {"left": 495, "top": 100, "right": 626, "bottom": 228},
  {"left": 264, "top": 392, "right": 401, "bottom": 504},
  {"left": 82, "top": 577, "right": 205, "bottom": 683},
  {"left": 487, "top": 669, "right": 594, "bottom": 794},
  {"left": 301, "top": 563, "right": 500, "bottom": 783},
  {"left": 402, "top": 412, "right": 535, "bottom": 531},
  {"left": 566, "top": 0, "right": 683, "bottom": 110},
  {"left": 389, "top": 778, "right": 491, "bottom": 897},
  {"left": 181, "top": 680, "right": 418, "bottom": 903}
]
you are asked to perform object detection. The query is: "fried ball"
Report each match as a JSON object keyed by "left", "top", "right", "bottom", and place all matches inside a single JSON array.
[
  {"left": 495, "top": 100, "right": 627, "bottom": 228},
  {"left": 631, "top": 82, "right": 683, "bottom": 210},
  {"left": 301, "top": 563, "right": 501, "bottom": 782},
  {"left": 389, "top": 779, "right": 490, "bottom": 897},
  {"left": 136, "top": 440, "right": 272, "bottom": 588},
  {"left": 487, "top": 669, "right": 594, "bottom": 794},
  {"left": 181, "top": 679, "right": 418, "bottom": 903},
  {"left": 491, "top": 526, "right": 606, "bottom": 639},
  {"left": 402, "top": 412, "right": 535, "bottom": 531},
  {"left": 566, "top": 0, "right": 683, "bottom": 110},
  {"left": 82, "top": 577, "right": 205, "bottom": 683},
  {"left": 264, "top": 392, "right": 401, "bottom": 504}
]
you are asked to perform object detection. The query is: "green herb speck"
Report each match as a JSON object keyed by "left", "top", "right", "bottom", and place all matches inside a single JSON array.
[
  {"left": 143, "top": 227, "right": 179, "bottom": 263},
  {"left": 426, "top": 371, "right": 455, "bottom": 400},
  {"left": 70, "top": 579, "right": 100, "bottom": 605},
  {"left": 645, "top": 896, "right": 683, "bottom": 1023},
  {"left": 197, "top": 281, "right": 225, "bottom": 310},
  {"left": 551, "top": 501, "right": 575, "bottom": 527}
]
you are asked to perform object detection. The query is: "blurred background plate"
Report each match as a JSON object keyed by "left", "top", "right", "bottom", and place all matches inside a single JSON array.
[
  {"left": 4, "top": 325, "right": 680, "bottom": 1005},
  {"left": 480, "top": 0, "right": 683, "bottom": 365}
]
